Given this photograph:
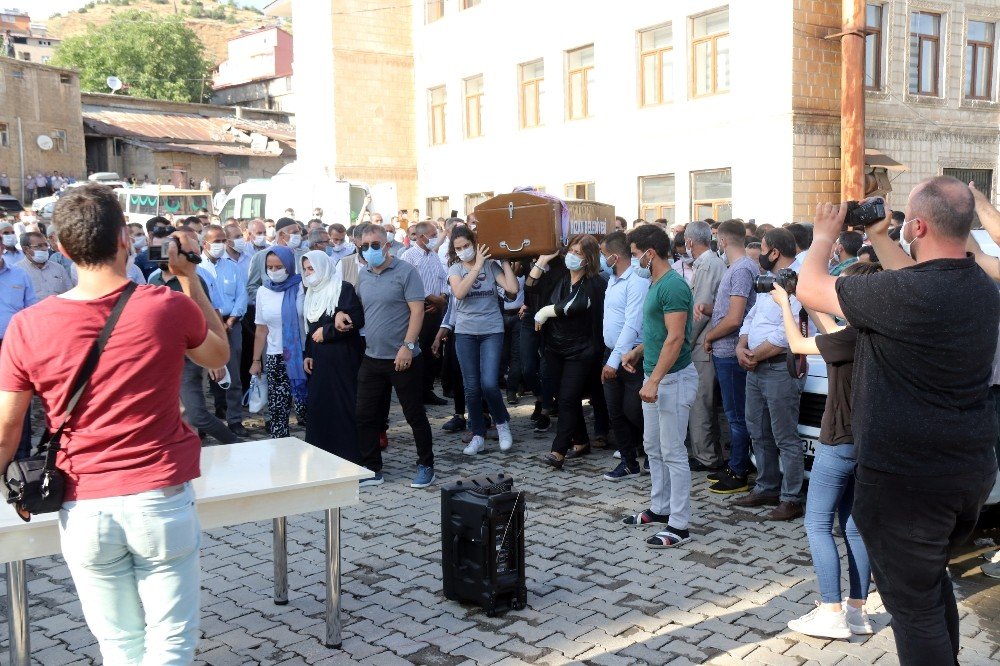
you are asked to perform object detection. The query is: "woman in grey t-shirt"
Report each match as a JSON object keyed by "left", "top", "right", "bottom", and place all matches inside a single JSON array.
[{"left": 446, "top": 225, "right": 519, "bottom": 454}]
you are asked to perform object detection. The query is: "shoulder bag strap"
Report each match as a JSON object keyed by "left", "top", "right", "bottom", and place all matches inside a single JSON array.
[{"left": 42, "top": 282, "right": 138, "bottom": 468}]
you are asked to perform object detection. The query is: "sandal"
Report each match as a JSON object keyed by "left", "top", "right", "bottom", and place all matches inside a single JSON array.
[
  {"left": 621, "top": 509, "right": 668, "bottom": 527},
  {"left": 565, "top": 444, "right": 591, "bottom": 459},
  {"left": 541, "top": 452, "right": 564, "bottom": 470},
  {"left": 646, "top": 529, "right": 691, "bottom": 549}
]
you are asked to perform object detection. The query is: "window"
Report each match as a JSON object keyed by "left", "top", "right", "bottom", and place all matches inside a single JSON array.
[
  {"left": 944, "top": 168, "right": 992, "bottom": 198},
  {"left": 564, "top": 182, "right": 595, "bottom": 200},
  {"left": 691, "top": 169, "right": 732, "bottom": 220},
  {"left": 429, "top": 86, "right": 447, "bottom": 145},
  {"left": 567, "top": 45, "right": 594, "bottom": 120},
  {"left": 426, "top": 0, "right": 444, "bottom": 23},
  {"left": 427, "top": 196, "right": 450, "bottom": 220},
  {"left": 18, "top": 51, "right": 29, "bottom": 61},
  {"left": 691, "top": 8, "right": 730, "bottom": 97},
  {"left": 59, "top": 72, "right": 71, "bottom": 84},
  {"left": 639, "top": 175, "right": 675, "bottom": 223},
  {"left": 462, "top": 0, "right": 480, "bottom": 8},
  {"left": 239, "top": 194, "right": 266, "bottom": 219},
  {"left": 0, "top": 123, "right": 8, "bottom": 148},
  {"left": 464, "top": 75, "right": 484, "bottom": 139},
  {"left": 910, "top": 11, "right": 942, "bottom": 96},
  {"left": 639, "top": 24, "right": 674, "bottom": 106},
  {"left": 865, "top": 4, "right": 884, "bottom": 90},
  {"left": 465, "top": 191, "right": 494, "bottom": 216},
  {"left": 519, "top": 60, "right": 544, "bottom": 128},
  {"left": 219, "top": 155, "right": 249, "bottom": 169},
  {"left": 51, "top": 130, "right": 67, "bottom": 153},
  {"left": 966, "top": 21, "right": 995, "bottom": 100}
]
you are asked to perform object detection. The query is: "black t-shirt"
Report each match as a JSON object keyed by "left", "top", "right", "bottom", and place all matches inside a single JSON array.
[
  {"left": 815, "top": 326, "right": 858, "bottom": 448},
  {"left": 836, "top": 255, "right": 1000, "bottom": 476}
]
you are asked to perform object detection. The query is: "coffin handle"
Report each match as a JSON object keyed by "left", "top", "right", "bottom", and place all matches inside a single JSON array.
[{"left": 499, "top": 239, "right": 531, "bottom": 253}]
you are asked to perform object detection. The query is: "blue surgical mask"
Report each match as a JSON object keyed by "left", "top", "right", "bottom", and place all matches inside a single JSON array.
[
  {"left": 631, "top": 251, "right": 652, "bottom": 279},
  {"left": 599, "top": 253, "right": 611, "bottom": 274},
  {"left": 565, "top": 253, "right": 584, "bottom": 271},
  {"left": 363, "top": 246, "right": 386, "bottom": 267}
]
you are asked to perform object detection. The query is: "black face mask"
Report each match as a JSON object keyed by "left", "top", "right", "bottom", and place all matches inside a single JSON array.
[{"left": 759, "top": 249, "right": 777, "bottom": 273}]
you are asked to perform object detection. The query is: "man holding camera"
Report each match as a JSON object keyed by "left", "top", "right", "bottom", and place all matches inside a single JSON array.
[
  {"left": 797, "top": 176, "right": 999, "bottom": 666},
  {"left": 733, "top": 228, "right": 806, "bottom": 520}
]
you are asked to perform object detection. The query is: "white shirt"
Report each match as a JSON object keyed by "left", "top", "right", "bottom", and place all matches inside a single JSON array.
[{"left": 255, "top": 285, "right": 305, "bottom": 355}]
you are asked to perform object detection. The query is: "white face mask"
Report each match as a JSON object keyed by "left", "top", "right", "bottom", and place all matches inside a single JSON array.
[
  {"left": 1, "top": 234, "right": 15, "bottom": 247},
  {"left": 253, "top": 234, "right": 267, "bottom": 247},
  {"left": 208, "top": 242, "right": 225, "bottom": 259},
  {"left": 267, "top": 268, "right": 289, "bottom": 283},
  {"left": 457, "top": 247, "right": 475, "bottom": 263},
  {"left": 899, "top": 219, "right": 916, "bottom": 259},
  {"left": 232, "top": 238, "right": 246, "bottom": 253},
  {"left": 266, "top": 228, "right": 276, "bottom": 240},
  {"left": 287, "top": 233, "right": 302, "bottom": 249},
  {"left": 303, "top": 273, "right": 320, "bottom": 288},
  {"left": 133, "top": 236, "right": 147, "bottom": 250},
  {"left": 426, "top": 235, "right": 440, "bottom": 251},
  {"left": 32, "top": 250, "right": 48, "bottom": 264}
]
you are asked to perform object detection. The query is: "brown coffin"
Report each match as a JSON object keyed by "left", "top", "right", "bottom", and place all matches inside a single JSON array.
[{"left": 474, "top": 193, "right": 616, "bottom": 260}]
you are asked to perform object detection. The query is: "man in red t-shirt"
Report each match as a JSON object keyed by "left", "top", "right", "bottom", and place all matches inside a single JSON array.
[{"left": 0, "top": 184, "right": 230, "bottom": 664}]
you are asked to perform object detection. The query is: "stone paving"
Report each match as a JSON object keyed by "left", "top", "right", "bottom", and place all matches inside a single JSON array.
[{"left": 2, "top": 397, "right": 999, "bottom": 665}]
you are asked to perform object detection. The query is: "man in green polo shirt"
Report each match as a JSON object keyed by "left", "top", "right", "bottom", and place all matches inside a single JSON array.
[{"left": 621, "top": 224, "right": 698, "bottom": 549}]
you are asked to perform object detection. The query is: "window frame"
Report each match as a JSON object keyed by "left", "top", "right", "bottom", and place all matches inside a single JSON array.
[
  {"left": 965, "top": 20, "right": 995, "bottom": 101},
  {"left": 426, "top": 196, "right": 450, "bottom": 220},
  {"left": 464, "top": 75, "right": 484, "bottom": 139},
  {"left": 429, "top": 85, "right": 447, "bottom": 146},
  {"left": 638, "top": 23, "right": 674, "bottom": 107},
  {"left": 519, "top": 59, "right": 544, "bottom": 129},
  {"left": 864, "top": 3, "right": 884, "bottom": 91},
  {"left": 51, "top": 129, "right": 67, "bottom": 153},
  {"left": 465, "top": 191, "right": 494, "bottom": 216},
  {"left": 909, "top": 11, "right": 942, "bottom": 97},
  {"left": 943, "top": 167, "right": 992, "bottom": 198},
  {"left": 690, "top": 168, "right": 732, "bottom": 221},
  {"left": 690, "top": 7, "right": 730, "bottom": 99},
  {"left": 0, "top": 122, "right": 8, "bottom": 148},
  {"left": 638, "top": 174, "right": 676, "bottom": 223},
  {"left": 564, "top": 182, "right": 595, "bottom": 201},
  {"left": 566, "top": 45, "right": 595, "bottom": 120},
  {"left": 425, "top": 0, "right": 444, "bottom": 24}
]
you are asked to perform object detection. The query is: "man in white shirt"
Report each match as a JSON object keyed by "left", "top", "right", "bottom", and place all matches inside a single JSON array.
[
  {"left": 402, "top": 221, "right": 448, "bottom": 404},
  {"left": 213, "top": 188, "right": 227, "bottom": 212},
  {"left": 16, "top": 231, "right": 72, "bottom": 299}
]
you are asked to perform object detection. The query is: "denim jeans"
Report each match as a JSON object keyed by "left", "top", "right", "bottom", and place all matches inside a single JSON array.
[
  {"left": 713, "top": 355, "right": 750, "bottom": 475},
  {"left": 642, "top": 365, "right": 699, "bottom": 530},
  {"left": 455, "top": 332, "right": 510, "bottom": 436},
  {"left": 805, "top": 443, "right": 870, "bottom": 604},
  {"left": 59, "top": 483, "right": 201, "bottom": 665},
  {"left": 745, "top": 360, "right": 805, "bottom": 502}
]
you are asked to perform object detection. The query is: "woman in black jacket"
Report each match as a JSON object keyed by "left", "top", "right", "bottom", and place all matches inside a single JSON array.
[{"left": 527, "top": 234, "right": 607, "bottom": 469}]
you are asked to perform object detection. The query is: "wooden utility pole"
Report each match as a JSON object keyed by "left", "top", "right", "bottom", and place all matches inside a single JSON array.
[{"left": 840, "top": 0, "right": 866, "bottom": 200}]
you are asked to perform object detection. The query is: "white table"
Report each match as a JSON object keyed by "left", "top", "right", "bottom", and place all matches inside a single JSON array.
[{"left": 1, "top": 438, "right": 372, "bottom": 666}]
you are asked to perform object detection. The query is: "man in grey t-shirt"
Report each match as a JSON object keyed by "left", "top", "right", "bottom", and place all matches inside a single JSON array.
[{"left": 355, "top": 225, "right": 436, "bottom": 489}]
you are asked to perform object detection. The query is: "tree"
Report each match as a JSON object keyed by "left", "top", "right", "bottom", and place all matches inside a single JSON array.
[{"left": 51, "top": 11, "right": 212, "bottom": 103}]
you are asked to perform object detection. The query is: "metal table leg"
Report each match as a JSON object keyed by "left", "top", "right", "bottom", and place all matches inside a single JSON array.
[
  {"left": 273, "top": 517, "right": 288, "bottom": 605},
  {"left": 6, "top": 560, "right": 30, "bottom": 666},
  {"left": 325, "top": 508, "right": 342, "bottom": 649}
]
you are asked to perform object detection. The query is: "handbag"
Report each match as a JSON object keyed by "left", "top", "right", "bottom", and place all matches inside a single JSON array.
[
  {"left": 4, "top": 282, "right": 136, "bottom": 522},
  {"left": 243, "top": 373, "right": 267, "bottom": 413},
  {"left": 787, "top": 306, "right": 809, "bottom": 380}
]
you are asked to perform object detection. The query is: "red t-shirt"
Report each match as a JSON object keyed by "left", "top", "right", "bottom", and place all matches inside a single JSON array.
[{"left": 0, "top": 283, "right": 208, "bottom": 500}]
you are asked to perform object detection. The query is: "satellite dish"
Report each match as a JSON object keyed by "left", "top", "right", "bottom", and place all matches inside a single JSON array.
[
  {"left": 106, "top": 76, "right": 123, "bottom": 93},
  {"left": 36, "top": 135, "right": 53, "bottom": 151}
]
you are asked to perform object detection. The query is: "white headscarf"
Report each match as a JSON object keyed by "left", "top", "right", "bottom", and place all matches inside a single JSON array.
[{"left": 301, "top": 250, "right": 343, "bottom": 323}]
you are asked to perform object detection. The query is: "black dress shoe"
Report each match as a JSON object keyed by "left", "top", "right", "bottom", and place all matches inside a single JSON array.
[
  {"left": 229, "top": 423, "right": 251, "bottom": 438},
  {"left": 689, "top": 458, "right": 726, "bottom": 473},
  {"left": 423, "top": 392, "right": 448, "bottom": 406},
  {"left": 442, "top": 415, "right": 467, "bottom": 433}
]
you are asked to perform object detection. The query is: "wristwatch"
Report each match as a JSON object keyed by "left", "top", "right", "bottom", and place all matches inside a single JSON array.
[{"left": 404, "top": 341, "right": 415, "bottom": 351}]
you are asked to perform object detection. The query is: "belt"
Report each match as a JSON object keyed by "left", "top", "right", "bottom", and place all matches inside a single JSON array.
[{"left": 763, "top": 353, "right": 788, "bottom": 364}]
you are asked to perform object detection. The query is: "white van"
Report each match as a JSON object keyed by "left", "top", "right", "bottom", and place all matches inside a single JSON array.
[
  {"left": 797, "top": 230, "right": 1000, "bottom": 506},
  {"left": 115, "top": 186, "right": 214, "bottom": 226}
]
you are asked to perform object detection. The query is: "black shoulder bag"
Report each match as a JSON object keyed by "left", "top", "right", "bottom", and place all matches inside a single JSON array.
[{"left": 4, "top": 282, "right": 136, "bottom": 522}]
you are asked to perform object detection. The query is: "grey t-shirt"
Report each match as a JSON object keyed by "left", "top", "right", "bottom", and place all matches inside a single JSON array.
[
  {"left": 709, "top": 255, "right": 759, "bottom": 359},
  {"left": 357, "top": 259, "right": 426, "bottom": 359},
  {"left": 448, "top": 261, "right": 504, "bottom": 335}
]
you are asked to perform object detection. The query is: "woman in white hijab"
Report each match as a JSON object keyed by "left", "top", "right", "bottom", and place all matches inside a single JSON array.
[{"left": 300, "top": 250, "right": 365, "bottom": 462}]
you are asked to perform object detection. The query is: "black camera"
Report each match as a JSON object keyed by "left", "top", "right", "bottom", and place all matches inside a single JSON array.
[
  {"left": 148, "top": 236, "right": 201, "bottom": 267},
  {"left": 150, "top": 225, "right": 174, "bottom": 239},
  {"left": 844, "top": 198, "right": 886, "bottom": 228},
  {"left": 753, "top": 268, "right": 798, "bottom": 295}
]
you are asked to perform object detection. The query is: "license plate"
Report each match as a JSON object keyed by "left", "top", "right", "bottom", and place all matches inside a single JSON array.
[{"left": 801, "top": 438, "right": 818, "bottom": 456}]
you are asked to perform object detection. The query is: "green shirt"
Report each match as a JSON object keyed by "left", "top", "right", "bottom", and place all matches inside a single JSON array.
[{"left": 642, "top": 269, "right": 693, "bottom": 376}]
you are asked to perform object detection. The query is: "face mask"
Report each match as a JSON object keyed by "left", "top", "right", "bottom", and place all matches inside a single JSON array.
[
  {"left": 1, "top": 234, "right": 15, "bottom": 247},
  {"left": 565, "top": 253, "right": 585, "bottom": 271},
  {"left": 599, "top": 254, "right": 611, "bottom": 274},
  {"left": 32, "top": 250, "right": 48, "bottom": 263},
  {"left": 425, "top": 235, "right": 440, "bottom": 251},
  {"left": 457, "top": 247, "right": 475, "bottom": 263},
  {"left": 631, "top": 251, "right": 652, "bottom": 279},
  {"left": 303, "top": 273, "right": 320, "bottom": 288},
  {"left": 899, "top": 219, "right": 915, "bottom": 259},
  {"left": 232, "top": 238, "right": 246, "bottom": 253},
  {"left": 132, "top": 236, "right": 147, "bottom": 250},
  {"left": 267, "top": 268, "right": 289, "bottom": 283},
  {"left": 287, "top": 233, "right": 302, "bottom": 249},
  {"left": 207, "top": 242, "right": 225, "bottom": 259},
  {"left": 759, "top": 250, "right": 777, "bottom": 273},
  {"left": 254, "top": 234, "right": 267, "bottom": 247},
  {"left": 362, "top": 246, "right": 386, "bottom": 267},
  {"left": 266, "top": 228, "right": 276, "bottom": 240}
]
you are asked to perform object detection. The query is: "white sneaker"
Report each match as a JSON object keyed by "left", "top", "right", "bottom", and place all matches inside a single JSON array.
[
  {"left": 613, "top": 450, "right": 621, "bottom": 459},
  {"left": 983, "top": 548, "right": 1000, "bottom": 562},
  {"left": 844, "top": 602, "right": 873, "bottom": 635},
  {"left": 497, "top": 422, "right": 513, "bottom": 452},
  {"left": 463, "top": 435, "right": 486, "bottom": 455},
  {"left": 787, "top": 601, "right": 851, "bottom": 639}
]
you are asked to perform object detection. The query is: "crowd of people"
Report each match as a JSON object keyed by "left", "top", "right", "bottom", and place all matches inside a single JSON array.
[{"left": 0, "top": 176, "right": 998, "bottom": 666}]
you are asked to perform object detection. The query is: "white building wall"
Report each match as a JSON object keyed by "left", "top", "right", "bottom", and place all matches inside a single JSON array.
[{"left": 413, "top": 0, "right": 796, "bottom": 225}]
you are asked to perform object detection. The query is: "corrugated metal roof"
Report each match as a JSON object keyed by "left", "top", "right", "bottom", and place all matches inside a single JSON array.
[{"left": 124, "top": 139, "right": 284, "bottom": 157}]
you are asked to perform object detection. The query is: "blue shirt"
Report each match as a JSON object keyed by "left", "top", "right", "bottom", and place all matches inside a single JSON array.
[
  {"left": 602, "top": 266, "right": 648, "bottom": 369},
  {"left": 199, "top": 254, "right": 247, "bottom": 317},
  {"left": 0, "top": 261, "right": 38, "bottom": 338}
]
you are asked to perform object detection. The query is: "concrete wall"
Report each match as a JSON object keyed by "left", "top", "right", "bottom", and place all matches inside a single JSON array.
[
  {"left": 211, "top": 76, "right": 295, "bottom": 113},
  {"left": 214, "top": 28, "right": 293, "bottom": 88}
]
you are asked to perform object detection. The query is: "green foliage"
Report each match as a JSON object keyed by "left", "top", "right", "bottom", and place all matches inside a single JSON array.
[{"left": 51, "top": 11, "right": 212, "bottom": 103}]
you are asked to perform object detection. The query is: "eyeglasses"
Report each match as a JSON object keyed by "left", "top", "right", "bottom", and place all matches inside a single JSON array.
[{"left": 359, "top": 241, "right": 384, "bottom": 252}]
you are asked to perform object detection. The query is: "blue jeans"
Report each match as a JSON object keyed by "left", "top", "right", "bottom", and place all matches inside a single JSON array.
[
  {"left": 455, "top": 332, "right": 510, "bottom": 436},
  {"left": 59, "top": 483, "right": 201, "bottom": 665},
  {"left": 805, "top": 444, "right": 871, "bottom": 604},
  {"left": 712, "top": 355, "right": 750, "bottom": 476}
]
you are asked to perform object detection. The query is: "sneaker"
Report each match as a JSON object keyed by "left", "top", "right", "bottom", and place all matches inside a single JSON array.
[
  {"left": 442, "top": 415, "right": 466, "bottom": 433},
  {"left": 787, "top": 602, "right": 851, "bottom": 639},
  {"left": 613, "top": 450, "right": 622, "bottom": 459},
  {"left": 410, "top": 465, "right": 435, "bottom": 488},
  {"left": 709, "top": 468, "right": 750, "bottom": 494},
  {"left": 360, "top": 472, "right": 384, "bottom": 488},
  {"left": 533, "top": 414, "right": 551, "bottom": 433},
  {"left": 464, "top": 435, "right": 486, "bottom": 455},
  {"left": 604, "top": 460, "right": 641, "bottom": 481},
  {"left": 845, "top": 602, "right": 874, "bottom": 635},
  {"left": 497, "top": 422, "right": 513, "bottom": 452},
  {"left": 529, "top": 402, "right": 542, "bottom": 422},
  {"left": 984, "top": 560, "right": 1000, "bottom": 579}
]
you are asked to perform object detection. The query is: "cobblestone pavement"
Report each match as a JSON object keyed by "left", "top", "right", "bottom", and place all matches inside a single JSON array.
[{"left": 2, "top": 398, "right": 999, "bottom": 665}]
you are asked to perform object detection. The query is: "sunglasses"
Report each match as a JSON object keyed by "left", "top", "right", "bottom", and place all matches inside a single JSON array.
[{"left": 359, "top": 241, "right": 384, "bottom": 252}]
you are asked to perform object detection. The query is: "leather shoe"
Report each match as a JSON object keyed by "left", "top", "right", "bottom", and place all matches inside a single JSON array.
[
  {"left": 423, "top": 392, "right": 448, "bottom": 406},
  {"left": 564, "top": 444, "right": 591, "bottom": 459},
  {"left": 767, "top": 501, "right": 804, "bottom": 521},
  {"left": 442, "top": 415, "right": 466, "bottom": 433},
  {"left": 733, "top": 492, "right": 780, "bottom": 508},
  {"left": 229, "top": 423, "right": 251, "bottom": 438}
]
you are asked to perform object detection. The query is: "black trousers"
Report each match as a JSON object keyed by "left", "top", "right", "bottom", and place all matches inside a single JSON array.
[
  {"left": 501, "top": 311, "right": 522, "bottom": 394},
  {"left": 239, "top": 307, "right": 257, "bottom": 404},
  {"left": 357, "top": 355, "right": 434, "bottom": 473},
  {"left": 545, "top": 351, "right": 592, "bottom": 455},
  {"left": 852, "top": 464, "right": 997, "bottom": 666},
  {"left": 601, "top": 347, "right": 643, "bottom": 465},
  {"left": 418, "top": 308, "right": 443, "bottom": 396}
]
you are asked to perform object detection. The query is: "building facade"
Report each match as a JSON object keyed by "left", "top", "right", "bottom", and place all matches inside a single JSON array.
[
  {"left": 211, "top": 26, "right": 296, "bottom": 112},
  {"left": 0, "top": 58, "right": 84, "bottom": 200},
  {"left": 1, "top": 11, "right": 60, "bottom": 64}
]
